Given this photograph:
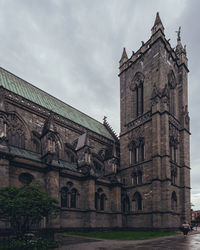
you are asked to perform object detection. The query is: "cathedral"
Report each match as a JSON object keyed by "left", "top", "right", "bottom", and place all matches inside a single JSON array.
[{"left": 0, "top": 13, "right": 190, "bottom": 230}]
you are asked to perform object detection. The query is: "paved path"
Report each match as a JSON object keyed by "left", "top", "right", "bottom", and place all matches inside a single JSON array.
[{"left": 57, "top": 231, "right": 200, "bottom": 250}]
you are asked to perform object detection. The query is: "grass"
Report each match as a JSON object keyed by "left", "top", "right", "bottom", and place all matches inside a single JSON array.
[{"left": 58, "top": 231, "right": 179, "bottom": 240}]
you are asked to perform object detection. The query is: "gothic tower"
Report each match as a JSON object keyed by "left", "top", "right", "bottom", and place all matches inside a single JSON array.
[{"left": 119, "top": 13, "right": 190, "bottom": 229}]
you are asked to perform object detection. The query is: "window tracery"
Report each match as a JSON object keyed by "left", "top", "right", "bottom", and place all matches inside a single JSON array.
[
  {"left": 169, "top": 136, "right": 178, "bottom": 163},
  {"left": 133, "top": 192, "right": 143, "bottom": 211},
  {"left": 171, "top": 166, "right": 177, "bottom": 185},
  {"left": 131, "top": 170, "right": 143, "bottom": 186},
  {"left": 60, "top": 183, "right": 79, "bottom": 209},
  {"left": 95, "top": 188, "right": 107, "bottom": 211},
  {"left": 7, "top": 114, "right": 26, "bottom": 149},
  {"left": 168, "top": 70, "right": 177, "bottom": 116},
  {"left": 130, "top": 72, "right": 145, "bottom": 117},
  {"left": 128, "top": 137, "right": 145, "bottom": 165}
]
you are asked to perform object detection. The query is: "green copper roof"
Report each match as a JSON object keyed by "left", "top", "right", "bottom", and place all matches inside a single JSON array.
[
  {"left": 9, "top": 146, "right": 78, "bottom": 171},
  {"left": 9, "top": 146, "right": 41, "bottom": 162},
  {"left": 0, "top": 67, "right": 114, "bottom": 140}
]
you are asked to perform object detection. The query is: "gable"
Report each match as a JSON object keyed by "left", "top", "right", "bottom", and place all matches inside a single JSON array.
[{"left": 0, "top": 67, "right": 114, "bottom": 141}]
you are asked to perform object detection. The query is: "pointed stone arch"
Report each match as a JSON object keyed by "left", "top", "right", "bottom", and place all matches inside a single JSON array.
[
  {"left": 7, "top": 112, "right": 30, "bottom": 149},
  {"left": 133, "top": 192, "right": 143, "bottom": 211}
]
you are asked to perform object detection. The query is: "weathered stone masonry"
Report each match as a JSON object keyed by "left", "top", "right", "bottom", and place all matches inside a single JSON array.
[{"left": 0, "top": 13, "right": 190, "bottom": 230}]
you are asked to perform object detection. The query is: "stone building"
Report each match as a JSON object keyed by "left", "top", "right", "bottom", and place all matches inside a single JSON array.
[{"left": 0, "top": 13, "right": 190, "bottom": 230}]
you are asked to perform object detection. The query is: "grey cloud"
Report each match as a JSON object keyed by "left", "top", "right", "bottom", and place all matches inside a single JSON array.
[{"left": 0, "top": 0, "right": 199, "bottom": 208}]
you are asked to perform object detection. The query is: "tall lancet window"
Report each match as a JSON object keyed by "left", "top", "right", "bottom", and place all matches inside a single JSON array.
[
  {"left": 130, "top": 72, "right": 145, "bottom": 118},
  {"left": 168, "top": 70, "right": 177, "bottom": 116}
]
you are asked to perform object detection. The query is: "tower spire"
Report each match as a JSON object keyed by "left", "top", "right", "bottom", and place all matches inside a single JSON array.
[
  {"left": 119, "top": 47, "right": 128, "bottom": 66},
  {"left": 175, "top": 26, "right": 186, "bottom": 55},
  {"left": 151, "top": 12, "right": 164, "bottom": 35}
]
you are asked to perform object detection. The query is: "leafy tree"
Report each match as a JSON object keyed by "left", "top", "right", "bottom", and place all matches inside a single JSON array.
[{"left": 0, "top": 181, "right": 59, "bottom": 239}]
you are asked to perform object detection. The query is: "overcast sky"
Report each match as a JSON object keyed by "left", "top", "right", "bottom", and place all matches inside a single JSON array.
[{"left": 0, "top": 0, "right": 200, "bottom": 210}]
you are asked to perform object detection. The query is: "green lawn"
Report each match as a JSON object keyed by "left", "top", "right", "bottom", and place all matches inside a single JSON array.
[{"left": 59, "top": 231, "right": 178, "bottom": 240}]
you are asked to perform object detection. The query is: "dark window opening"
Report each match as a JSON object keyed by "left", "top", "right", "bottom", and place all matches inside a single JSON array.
[
  {"left": 122, "top": 195, "right": 130, "bottom": 213},
  {"left": 136, "top": 87, "right": 139, "bottom": 116},
  {"left": 95, "top": 192, "right": 99, "bottom": 210},
  {"left": 100, "top": 194, "right": 105, "bottom": 211},
  {"left": 141, "top": 144, "right": 145, "bottom": 161},
  {"left": 171, "top": 191, "right": 177, "bottom": 210},
  {"left": 95, "top": 190, "right": 106, "bottom": 211},
  {"left": 141, "top": 82, "right": 144, "bottom": 114},
  {"left": 171, "top": 168, "right": 177, "bottom": 185},
  {"left": 19, "top": 173, "right": 34, "bottom": 185},
  {"left": 134, "top": 148, "right": 138, "bottom": 163},
  {"left": 61, "top": 187, "right": 68, "bottom": 208},
  {"left": 133, "top": 192, "right": 142, "bottom": 211},
  {"left": 70, "top": 189, "right": 77, "bottom": 208}
]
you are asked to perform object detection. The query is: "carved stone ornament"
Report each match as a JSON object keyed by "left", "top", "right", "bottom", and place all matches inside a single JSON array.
[
  {"left": 98, "top": 148, "right": 106, "bottom": 160},
  {"left": 130, "top": 72, "right": 145, "bottom": 91},
  {"left": 0, "top": 113, "right": 8, "bottom": 138},
  {"left": 168, "top": 70, "right": 177, "bottom": 89},
  {"left": 182, "top": 105, "right": 190, "bottom": 125},
  {"left": 80, "top": 165, "right": 90, "bottom": 175},
  {"left": 127, "top": 111, "right": 151, "bottom": 129},
  {"left": 151, "top": 83, "right": 161, "bottom": 106},
  {"left": 185, "top": 114, "right": 190, "bottom": 125},
  {"left": 128, "top": 134, "right": 144, "bottom": 150},
  {"left": 6, "top": 114, "right": 25, "bottom": 139},
  {"left": 152, "top": 83, "right": 160, "bottom": 99},
  {"left": 129, "top": 125, "right": 144, "bottom": 141},
  {"left": 169, "top": 124, "right": 179, "bottom": 144}
]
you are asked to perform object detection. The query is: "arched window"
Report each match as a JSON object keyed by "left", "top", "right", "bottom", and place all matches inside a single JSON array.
[
  {"left": 141, "top": 143, "right": 145, "bottom": 161},
  {"left": 7, "top": 114, "right": 26, "bottom": 149},
  {"left": 8, "top": 130, "right": 25, "bottom": 148},
  {"left": 171, "top": 191, "right": 177, "bottom": 210},
  {"left": 136, "top": 82, "right": 144, "bottom": 116},
  {"left": 133, "top": 173, "right": 137, "bottom": 186},
  {"left": 132, "top": 171, "right": 143, "bottom": 186},
  {"left": 170, "top": 137, "right": 178, "bottom": 163},
  {"left": 168, "top": 70, "right": 177, "bottom": 116},
  {"left": 121, "top": 194, "right": 130, "bottom": 213},
  {"left": 95, "top": 192, "right": 99, "bottom": 210},
  {"left": 171, "top": 167, "right": 177, "bottom": 185},
  {"left": 70, "top": 188, "right": 77, "bottom": 208},
  {"left": 95, "top": 189, "right": 106, "bottom": 211},
  {"left": 129, "top": 138, "right": 145, "bottom": 165},
  {"left": 61, "top": 187, "right": 68, "bottom": 208},
  {"left": 134, "top": 147, "right": 138, "bottom": 163},
  {"left": 100, "top": 194, "right": 106, "bottom": 211},
  {"left": 129, "top": 142, "right": 138, "bottom": 165},
  {"left": 46, "top": 133, "right": 61, "bottom": 161},
  {"left": 130, "top": 72, "right": 145, "bottom": 118},
  {"left": 133, "top": 192, "right": 142, "bottom": 211},
  {"left": 134, "top": 73, "right": 144, "bottom": 117}
]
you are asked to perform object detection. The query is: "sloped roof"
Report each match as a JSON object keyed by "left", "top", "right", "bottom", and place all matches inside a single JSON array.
[
  {"left": 0, "top": 67, "right": 114, "bottom": 140},
  {"left": 9, "top": 146, "right": 78, "bottom": 171}
]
